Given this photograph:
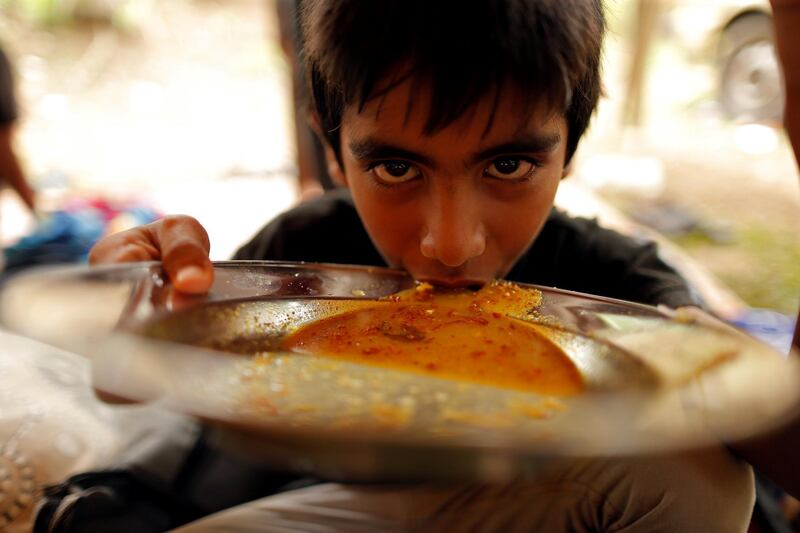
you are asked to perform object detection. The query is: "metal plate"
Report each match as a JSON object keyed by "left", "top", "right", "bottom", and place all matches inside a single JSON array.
[{"left": 2, "top": 261, "right": 799, "bottom": 482}]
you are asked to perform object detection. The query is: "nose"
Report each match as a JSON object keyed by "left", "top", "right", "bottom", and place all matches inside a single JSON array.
[{"left": 419, "top": 185, "right": 486, "bottom": 267}]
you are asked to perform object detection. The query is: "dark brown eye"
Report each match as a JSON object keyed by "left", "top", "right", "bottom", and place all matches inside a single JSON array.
[
  {"left": 372, "top": 161, "right": 421, "bottom": 184},
  {"left": 485, "top": 157, "right": 535, "bottom": 180}
]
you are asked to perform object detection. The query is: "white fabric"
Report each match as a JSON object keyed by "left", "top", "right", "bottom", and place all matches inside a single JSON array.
[{"left": 0, "top": 329, "right": 190, "bottom": 531}]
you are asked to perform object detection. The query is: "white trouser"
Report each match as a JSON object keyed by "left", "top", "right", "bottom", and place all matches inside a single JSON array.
[{"left": 174, "top": 446, "right": 754, "bottom": 532}]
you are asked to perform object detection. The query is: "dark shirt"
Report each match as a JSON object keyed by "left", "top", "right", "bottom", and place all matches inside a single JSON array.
[
  {"left": 0, "top": 45, "right": 16, "bottom": 126},
  {"left": 234, "top": 188, "right": 697, "bottom": 308}
]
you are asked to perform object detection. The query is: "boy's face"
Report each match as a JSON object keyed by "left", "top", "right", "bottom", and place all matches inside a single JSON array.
[{"left": 336, "top": 79, "right": 568, "bottom": 286}]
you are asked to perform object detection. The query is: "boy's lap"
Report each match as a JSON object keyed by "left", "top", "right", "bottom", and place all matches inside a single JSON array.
[{"left": 174, "top": 447, "right": 754, "bottom": 533}]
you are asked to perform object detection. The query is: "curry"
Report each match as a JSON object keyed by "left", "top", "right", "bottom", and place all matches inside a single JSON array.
[{"left": 281, "top": 281, "right": 583, "bottom": 396}]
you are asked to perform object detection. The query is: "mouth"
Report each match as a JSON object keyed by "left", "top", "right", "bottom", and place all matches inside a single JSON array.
[
  {"left": 415, "top": 277, "right": 487, "bottom": 289},
  {"left": 402, "top": 260, "right": 493, "bottom": 289}
]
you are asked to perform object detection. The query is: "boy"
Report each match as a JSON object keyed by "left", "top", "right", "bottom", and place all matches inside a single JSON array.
[
  {"left": 81, "top": 0, "right": 798, "bottom": 530},
  {"left": 91, "top": 0, "right": 690, "bottom": 307}
]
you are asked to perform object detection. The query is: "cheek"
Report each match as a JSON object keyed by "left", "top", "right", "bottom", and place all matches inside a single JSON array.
[
  {"left": 484, "top": 170, "right": 559, "bottom": 220},
  {"left": 484, "top": 176, "right": 559, "bottom": 253},
  {"left": 346, "top": 174, "right": 422, "bottom": 263}
]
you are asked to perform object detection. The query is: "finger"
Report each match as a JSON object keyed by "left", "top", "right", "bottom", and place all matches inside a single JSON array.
[
  {"left": 150, "top": 215, "right": 214, "bottom": 294},
  {"left": 88, "top": 228, "right": 160, "bottom": 265}
]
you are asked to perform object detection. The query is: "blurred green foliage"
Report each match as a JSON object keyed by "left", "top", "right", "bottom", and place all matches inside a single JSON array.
[
  {"left": 1, "top": 0, "right": 77, "bottom": 26},
  {"left": 0, "top": 0, "right": 143, "bottom": 29},
  {"left": 675, "top": 225, "right": 800, "bottom": 315}
]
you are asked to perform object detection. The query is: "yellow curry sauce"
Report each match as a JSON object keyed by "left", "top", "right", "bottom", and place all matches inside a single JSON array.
[{"left": 281, "top": 281, "right": 584, "bottom": 396}]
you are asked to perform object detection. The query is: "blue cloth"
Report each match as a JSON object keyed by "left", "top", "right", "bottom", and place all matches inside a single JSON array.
[
  {"left": 3, "top": 210, "right": 105, "bottom": 272},
  {"left": 730, "top": 308, "right": 797, "bottom": 355},
  {"left": 2, "top": 207, "right": 160, "bottom": 278}
]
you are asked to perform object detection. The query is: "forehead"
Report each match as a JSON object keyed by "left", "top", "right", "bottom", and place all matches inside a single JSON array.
[{"left": 342, "top": 78, "right": 565, "bottom": 145}]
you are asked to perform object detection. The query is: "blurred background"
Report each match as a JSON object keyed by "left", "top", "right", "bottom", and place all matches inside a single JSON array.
[{"left": 0, "top": 0, "right": 797, "bottom": 326}]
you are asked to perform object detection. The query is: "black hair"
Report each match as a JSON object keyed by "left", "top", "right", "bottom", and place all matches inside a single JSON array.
[{"left": 300, "top": 0, "right": 605, "bottom": 163}]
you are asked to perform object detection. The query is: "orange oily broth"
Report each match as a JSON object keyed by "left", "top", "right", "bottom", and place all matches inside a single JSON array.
[{"left": 281, "top": 281, "right": 584, "bottom": 396}]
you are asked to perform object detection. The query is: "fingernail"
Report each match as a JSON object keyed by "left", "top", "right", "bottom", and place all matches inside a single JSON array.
[{"left": 175, "top": 265, "right": 204, "bottom": 285}]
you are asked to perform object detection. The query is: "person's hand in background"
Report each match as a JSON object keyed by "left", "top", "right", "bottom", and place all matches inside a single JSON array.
[{"left": 88, "top": 215, "right": 214, "bottom": 294}]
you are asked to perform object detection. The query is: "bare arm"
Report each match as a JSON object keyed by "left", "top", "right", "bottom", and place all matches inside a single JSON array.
[
  {"left": 726, "top": 0, "right": 800, "bottom": 498},
  {"left": 0, "top": 124, "right": 34, "bottom": 212},
  {"left": 771, "top": 1, "right": 800, "bottom": 351}
]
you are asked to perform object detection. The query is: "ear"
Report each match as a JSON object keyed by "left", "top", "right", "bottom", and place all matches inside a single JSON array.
[
  {"left": 561, "top": 161, "right": 573, "bottom": 180},
  {"left": 323, "top": 143, "right": 347, "bottom": 187},
  {"left": 308, "top": 112, "right": 347, "bottom": 187}
]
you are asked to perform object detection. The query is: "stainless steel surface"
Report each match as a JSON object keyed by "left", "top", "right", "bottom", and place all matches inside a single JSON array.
[{"left": 2, "top": 261, "right": 799, "bottom": 481}]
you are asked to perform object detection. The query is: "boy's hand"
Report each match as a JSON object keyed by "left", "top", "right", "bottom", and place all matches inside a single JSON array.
[{"left": 88, "top": 215, "right": 214, "bottom": 294}]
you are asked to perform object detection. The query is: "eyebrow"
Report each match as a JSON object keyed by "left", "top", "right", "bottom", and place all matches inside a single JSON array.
[
  {"left": 469, "top": 132, "right": 562, "bottom": 165},
  {"left": 347, "top": 131, "right": 562, "bottom": 170},
  {"left": 348, "top": 139, "right": 436, "bottom": 168}
]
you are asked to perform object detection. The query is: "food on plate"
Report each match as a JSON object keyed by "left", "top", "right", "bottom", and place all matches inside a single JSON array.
[{"left": 281, "top": 281, "right": 583, "bottom": 395}]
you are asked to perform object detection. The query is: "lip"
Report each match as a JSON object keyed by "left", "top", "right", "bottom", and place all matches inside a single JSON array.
[
  {"left": 404, "top": 261, "right": 492, "bottom": 288},
  {"left": 416, "top": 277, "right": 487, "bottom": 289}
]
